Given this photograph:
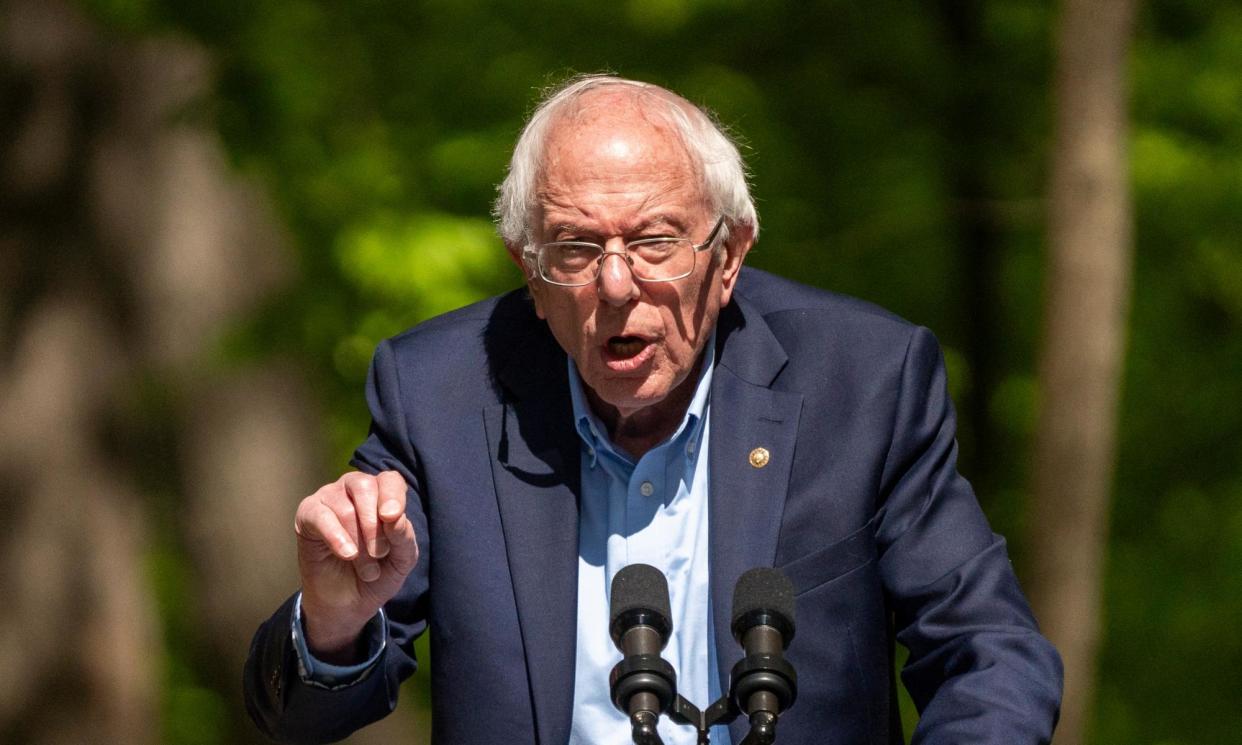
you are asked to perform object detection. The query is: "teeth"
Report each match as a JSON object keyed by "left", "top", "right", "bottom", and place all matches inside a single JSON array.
[{"left": 609, "top": 337, "right": 646, "bottom": 357}]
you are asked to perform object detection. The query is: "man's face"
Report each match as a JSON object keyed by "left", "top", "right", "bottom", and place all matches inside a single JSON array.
[{"left": 515, "top": 95, "right": 750, "bottom": 430}]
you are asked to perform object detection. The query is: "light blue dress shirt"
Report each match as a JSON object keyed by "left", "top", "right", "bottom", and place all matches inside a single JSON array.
[
  {"left": 293, "top": 339, "right": 726, "bottom": 743},
  {"left": 567, "top": 337, "right": 726, "bottom": 745}
]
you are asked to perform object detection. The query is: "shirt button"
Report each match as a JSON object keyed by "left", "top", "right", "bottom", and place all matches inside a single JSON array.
[{"left": 640, "top": 481, "right": 654, "bottom": 497}]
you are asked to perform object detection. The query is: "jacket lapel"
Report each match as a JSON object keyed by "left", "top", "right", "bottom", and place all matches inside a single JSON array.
[
  {"left": 483, "top": 294, "right": 581, "bottom": 745},
  {"left": 708, "top": 296, "right": 803, "bottom": 701}
]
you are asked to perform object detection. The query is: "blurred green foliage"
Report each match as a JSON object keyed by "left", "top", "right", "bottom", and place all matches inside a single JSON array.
[{"left": 79, "top": 0, "right": 1241, "bottom": 743}]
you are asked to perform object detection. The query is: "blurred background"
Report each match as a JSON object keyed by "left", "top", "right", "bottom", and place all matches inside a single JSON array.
[{"left": 1, "top": 0, "right": 1238, "bottom": 743}]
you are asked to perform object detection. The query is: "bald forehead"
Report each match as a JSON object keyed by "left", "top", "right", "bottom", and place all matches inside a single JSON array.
[{"left": 540, "top": 86, "right": 699, "bottom": 179}]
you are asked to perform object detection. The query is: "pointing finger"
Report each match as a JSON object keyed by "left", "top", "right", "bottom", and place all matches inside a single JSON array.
[
  {"left": 344, "top": 473, "right": 388, "bottom": 559},
  {"left": 376, "top": 470, "right": 407, "bottom": 523},
  {"left": 382, "top": 513, "right": 419, "bottom": 577}
]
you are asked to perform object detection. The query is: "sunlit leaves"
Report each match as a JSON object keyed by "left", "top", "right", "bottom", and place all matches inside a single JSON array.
[{"left": 332, "top": 211, "right": 514, "bottom": 378}]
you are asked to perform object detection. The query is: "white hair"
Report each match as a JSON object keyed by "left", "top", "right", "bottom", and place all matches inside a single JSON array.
[{"left": 493, "top": 74, "right": 759, "bottom": 258}]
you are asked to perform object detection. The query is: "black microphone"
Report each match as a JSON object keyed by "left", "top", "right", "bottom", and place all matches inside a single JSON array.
[
  {"left": 609, "top": 564, "right": 676, "bottom": 745},
  {"left": 730, "top": 567, "right": 797, "bottom": 744}
]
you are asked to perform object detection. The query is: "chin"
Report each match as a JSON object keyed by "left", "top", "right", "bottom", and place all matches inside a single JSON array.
[{"left": 592, "top": 379, "right": 669, "bottom": 413}]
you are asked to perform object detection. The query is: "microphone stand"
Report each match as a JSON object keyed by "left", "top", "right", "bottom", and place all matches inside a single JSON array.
[
  {"left": 625, "top": 647, "right": 797, "bottom": 745},
  {"left": 666, "top": 692, "right": 730, "bottom": 745},
  {"left": 661, "top": 691, "right": 774, "bottom": 745}
]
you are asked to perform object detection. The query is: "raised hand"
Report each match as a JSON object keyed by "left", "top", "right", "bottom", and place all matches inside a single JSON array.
[{"left": 293, "top": 470, "right": 418, "bottom": 662}]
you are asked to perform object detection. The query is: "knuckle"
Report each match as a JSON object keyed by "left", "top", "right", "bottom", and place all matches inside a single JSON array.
[
  {"left": 379, "top": 472, "right": 407, "bottom": 503},
  {"left": 354, "top": 475, "right": 379, "bottom": 499},
  {"left": 313, "top": 503, "right": 339, "bottom": 527},
  {"left": 315, "top": 481, "right": 346, "bottom": 508},
  {"left": 341, "top": 471, "right": 372, "bottom": 494}
]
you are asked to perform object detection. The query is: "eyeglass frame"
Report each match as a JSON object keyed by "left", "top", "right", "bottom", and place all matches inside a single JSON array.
[{"left": 528, "top": 216, "right": 727, "bottom": 287}]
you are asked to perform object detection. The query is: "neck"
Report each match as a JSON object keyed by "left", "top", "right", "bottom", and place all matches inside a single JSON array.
[{"left": 586, "top": 355, "right": 705, "bottom": 460}]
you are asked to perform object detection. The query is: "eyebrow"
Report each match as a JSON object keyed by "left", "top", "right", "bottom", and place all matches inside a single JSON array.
[
  {"left": 546, "top": 215, "right": 686, "bottom": 239},
  {"left": 549, "top": 223, "right": 591, "bottom": 237}
]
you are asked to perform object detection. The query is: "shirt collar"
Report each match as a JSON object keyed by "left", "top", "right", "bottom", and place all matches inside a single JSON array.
[{"left": 567, "top": 330, "right": 716, "bottom": 468}]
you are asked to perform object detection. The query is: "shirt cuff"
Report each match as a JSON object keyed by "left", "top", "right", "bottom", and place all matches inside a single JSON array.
[{"left": 291, "top": 592, "right": 387, "bottom": 690}]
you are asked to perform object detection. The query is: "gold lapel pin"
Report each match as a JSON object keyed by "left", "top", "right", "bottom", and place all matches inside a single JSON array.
[{"left": 749, "top": 447, "right": 770, "bottom": 468}]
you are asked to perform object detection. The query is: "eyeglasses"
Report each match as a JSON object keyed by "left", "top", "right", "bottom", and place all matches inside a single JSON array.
[{"left": 531, "top": 217, "right": 725, "bottom": 287}]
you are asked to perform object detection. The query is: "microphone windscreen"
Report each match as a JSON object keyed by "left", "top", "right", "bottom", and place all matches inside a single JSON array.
[
  {"left": 610, "top": 563, "right": 672, "bottom": 628},
  {"left": 731, "top": 567, "right": 796, "bottom": 641}
]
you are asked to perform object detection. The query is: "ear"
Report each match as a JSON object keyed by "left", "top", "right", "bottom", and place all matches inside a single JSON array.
[
  {"left": 505, "top": 241, "right": 548, "bottom": 319},
  {"left": 717, "top": 221, "right": 754, "bottom": 308},
  {"left": 504, "top": 240, "right": 528, "bottom": 273}
]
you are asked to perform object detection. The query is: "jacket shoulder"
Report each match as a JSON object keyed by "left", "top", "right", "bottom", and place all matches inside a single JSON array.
[
  {"left": 372, "top": 288, "right": 541, "bottom": 401},
  {"left": 735, "top": 267, "right": 920, "bottom": 348},
  {"left": 385, "top": 286, "right": 538, "bottom": 356},
  {"left": 374, "top": 286, "right": 563, "bottom": 408}
]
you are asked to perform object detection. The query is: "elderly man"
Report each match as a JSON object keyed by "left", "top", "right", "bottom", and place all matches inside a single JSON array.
[{"left": 244, "top": 75, "right": 1062, "bottom": 744}]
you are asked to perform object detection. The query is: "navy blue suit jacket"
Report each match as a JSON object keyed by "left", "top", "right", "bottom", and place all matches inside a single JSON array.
[{"left": 245, "top": 268, "right": 1062, "bottom": 744}]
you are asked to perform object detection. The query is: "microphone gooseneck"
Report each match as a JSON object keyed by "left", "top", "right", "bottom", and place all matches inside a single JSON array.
[
  {"left": 609, "top": 564, "right": 677, "bottom": 745},
  {"left": 729, "top": 568, "right": 797, "bottom": 745}
]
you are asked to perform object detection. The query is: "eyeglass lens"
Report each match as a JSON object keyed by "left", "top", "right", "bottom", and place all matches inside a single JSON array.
[{"left": 541, "top": 239, "right": 695, "bottom": 284}]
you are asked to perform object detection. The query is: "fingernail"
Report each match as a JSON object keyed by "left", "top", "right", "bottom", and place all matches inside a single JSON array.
[
  {"left": 368, "top": 537, "right": 390, "bottom": 558},
  {"left": 341, "top": 539, "right": 358, "bottom": 559},
  {"left": 381, "top": 500, "right": 401, "bottom": 519},
  {"left": 359, "top": 563, "right": 381, "bottom": 582}
]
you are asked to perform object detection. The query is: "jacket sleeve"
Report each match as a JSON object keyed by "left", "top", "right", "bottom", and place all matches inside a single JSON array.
[
  {"left": 243, "top": 339, "right": 430, "bottom": 743},
  {"left": 874, "top": 326, "right": 1063, "bottom": 744}
]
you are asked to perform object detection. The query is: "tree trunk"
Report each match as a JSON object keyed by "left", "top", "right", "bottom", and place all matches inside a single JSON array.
[
  {"left": 1027, "top": 1, "right": 1136, "bottom": 744},
  {"left": 0, "top": 2, "right": 423, "bottom": 741},
  {"left": 936, "top": 0, "right": 1004, "bottom": 499},
  {"left": 0, "top": 2, "right": 161, "bottom": 741}
]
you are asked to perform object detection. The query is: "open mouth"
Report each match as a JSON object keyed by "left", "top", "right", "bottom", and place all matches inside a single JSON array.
[
  {"left": 607, "top": 335, "right": 648, "bottom": 359},
  {"left": 602, "top": 335, "right": 655, "bottom": 371}
]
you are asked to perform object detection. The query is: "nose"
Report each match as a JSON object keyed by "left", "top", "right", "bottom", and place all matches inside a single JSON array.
[{"left": 595, "top": 241, "right": 640, "bottom": 306}]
